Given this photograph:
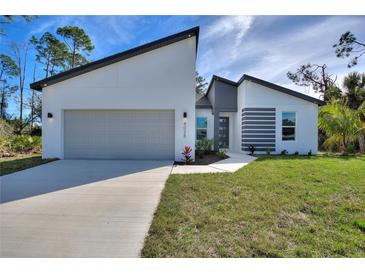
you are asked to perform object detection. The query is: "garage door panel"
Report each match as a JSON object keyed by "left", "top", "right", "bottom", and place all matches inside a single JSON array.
[{"left": 64, "top": 110, "right": 174, "bottom": 159}]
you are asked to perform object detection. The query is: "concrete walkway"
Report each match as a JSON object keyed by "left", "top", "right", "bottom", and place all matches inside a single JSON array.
[
  {"left": 171, "top": 152, "right": 256, "bottom": 174},
  {"left": 0, "top": 160, "right": 173, "bottom": 257}
]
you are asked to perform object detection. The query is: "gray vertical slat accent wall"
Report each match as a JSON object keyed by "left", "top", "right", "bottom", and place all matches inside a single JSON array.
[{"left": 241, "top": 108, "right": 276, "bottom": 152}]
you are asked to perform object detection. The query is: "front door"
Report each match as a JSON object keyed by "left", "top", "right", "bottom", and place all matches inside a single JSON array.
[{"left": 218, "top": 117, "right": 229, "bottom": 149}]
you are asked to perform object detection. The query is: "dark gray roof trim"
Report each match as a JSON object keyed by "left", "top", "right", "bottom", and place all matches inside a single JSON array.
[
  {"left": 195, "top": 94, "right": 212, "bottom": 109},
  {"left": 206, "top": 73, "right": 324, "bottom": 106},
  {"left": 206, "top": 74, "right": 237, "bottom": 97},
  {"left": 30, "top": 26, "right": 200, "bottom": 91},
  {"left": 238, "top": 74, "right": 324, "bottom": 106}
]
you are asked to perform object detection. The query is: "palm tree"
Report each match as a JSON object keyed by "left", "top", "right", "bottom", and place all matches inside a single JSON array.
[
  {"left": 343, "top": 72, "right": 365, "bottom": 109},
  {"left": 343, "top": 72, "right": 365, "bottom": 152},
  {"left": 319, "top": 100, "right": 365, "bottom": 155}
]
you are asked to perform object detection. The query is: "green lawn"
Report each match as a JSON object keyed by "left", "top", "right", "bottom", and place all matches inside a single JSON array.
[
  {"left": 142, "top": 155, "right": 365, "bottom": 257},
  {"left": 0, "top": 154, "right": 57, "bottom": 176}
]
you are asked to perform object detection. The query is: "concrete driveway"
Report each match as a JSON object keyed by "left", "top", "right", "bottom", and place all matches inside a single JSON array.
[{"left": 0, "top": 160, "right": 172, "bottom": 257}]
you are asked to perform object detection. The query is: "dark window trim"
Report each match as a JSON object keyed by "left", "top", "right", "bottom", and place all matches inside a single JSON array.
[{"left": 282, "top": 111, "right": 296, "bottom": 141}]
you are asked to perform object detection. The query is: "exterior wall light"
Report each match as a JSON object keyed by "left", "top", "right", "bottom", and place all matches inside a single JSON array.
[
  {"left": 183, "top": 112, "right": 187, "bottom": 123},
  {"left": 47, "top": 112, "right": 53, "bottom": 119},
  {"left": 183, "top": 112, "right": 187, "bottom": 138}
]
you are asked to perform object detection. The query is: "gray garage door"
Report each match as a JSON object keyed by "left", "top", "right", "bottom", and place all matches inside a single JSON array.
[{"left": 64, "top": 110, "right": 175, "bottom": 159}]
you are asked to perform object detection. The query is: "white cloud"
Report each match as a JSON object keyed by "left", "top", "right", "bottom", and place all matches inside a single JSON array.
[
  {"left": 203, "top": 15, "right": 253, "bottom": 41},
  {"left": 198, "top": 16, "right": 254, "bottom": 77},
  {"left": 197, "top": 16, "right": 365, "bottom": 97}
]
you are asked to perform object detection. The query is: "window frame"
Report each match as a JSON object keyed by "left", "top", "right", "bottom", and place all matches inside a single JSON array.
[
  {"left": 281, "top": 111, "right": 296, "bottom": 142},
  {"left": 196, "top": 117, "right": 208, "bottom": 140}
]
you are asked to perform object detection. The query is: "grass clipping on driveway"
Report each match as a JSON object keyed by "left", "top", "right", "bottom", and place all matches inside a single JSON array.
[{"left": 142, "top": 155, "right": 365, "bottom": 257}]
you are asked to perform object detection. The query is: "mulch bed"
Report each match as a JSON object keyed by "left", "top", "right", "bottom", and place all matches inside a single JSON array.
[{"left": 174, "top": 152, "right": 229, "bottom": 166}]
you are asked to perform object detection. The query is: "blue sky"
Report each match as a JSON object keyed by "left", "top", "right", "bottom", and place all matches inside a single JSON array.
[{"left": 1, "top": 15, "right": 365, "bottom": 116}]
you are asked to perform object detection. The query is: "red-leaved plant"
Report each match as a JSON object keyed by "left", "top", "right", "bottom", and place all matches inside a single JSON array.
[{"left": 181, "top": 145, "right": 193, "bottom": 164}]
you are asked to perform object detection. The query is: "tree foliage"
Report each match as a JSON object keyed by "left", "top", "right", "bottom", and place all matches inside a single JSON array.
[
  {"left": 333, "top": 31, "right": 365, "bottom": 68},
  {"left": 342, "top": 72, "right": 365, "bottom": 110},
  {"left": 0, "top": 54, "right": 19, "bottom": 81},
  {"left": 287, "top": 63, "right": 338, "bottom": 102},
  {"left": 318, "top": 100, "right": 365, "bottom": 154},
  {"left": 0, "top": 84, "right": 17, "bottom": 119},
  {"left": 196, "top": 71, "right": 208, "bottom": 94},
  {"left": 0, "top": 54, "right": 19, "bottom": 118},
  {"left": 11, "top": 42, "right": 30, "bottom": 132},
  {"left": 56, "top": 26, "right": 95, "bottom": 68},
  {"left": 0, "top": 16, "right": 38, "bottom": 35},
  {"left": 30, "top": 32, "right": 69, "bottom": 78}
]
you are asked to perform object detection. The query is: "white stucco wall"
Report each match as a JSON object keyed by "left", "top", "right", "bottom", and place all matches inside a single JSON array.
[
  {"left": 236, "top": 81, "right": 318, "bottom": 154},
  {"left": 42, "top": 37, "right": 197, "bottom": 160},
  {"left": 195, "top": 108, "right": 214, "bottom": 140}
]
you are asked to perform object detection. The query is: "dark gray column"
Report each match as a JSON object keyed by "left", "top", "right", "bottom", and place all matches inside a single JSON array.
[{"left": 213, "top": 110, "right": 220, "bottom": 151}]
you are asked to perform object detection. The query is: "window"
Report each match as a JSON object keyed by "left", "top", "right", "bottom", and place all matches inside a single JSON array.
[
  {"left": 282, "top": 112, "right": 296, "bottom": 141},
  {"left": 196, "top": 117, "right": 207, "bottom": 140}
]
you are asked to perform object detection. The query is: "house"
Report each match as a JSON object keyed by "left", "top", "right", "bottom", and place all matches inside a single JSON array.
[
  {"left": 30, "top": 27, "right": 199, "bottom": 160},
  {"left": 30, "top": 26, "right": 323, "bottom": 161},
  {"left": 196, "top": 74, "right": 324, "bottom": 154}
]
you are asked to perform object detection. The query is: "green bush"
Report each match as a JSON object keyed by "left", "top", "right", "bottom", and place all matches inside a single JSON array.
[
  {"left": 217, "top": 144, "right": 228, "bottom": 159},
  {"left": 0, "top": 136, "right": 12, "bottom": 154},
  {"left": 0, "top": 119, "right": 13, "bottom": 138},
  {"left": 196, "top": 138, "right": 213, "bottom": 154},
  {"left": 0, "top": 135, "right": 42, "bottom": 154},
  {"left": 11, "top": 135, "right": 41, "bottom": 153},
  {"left": 354, "top": 219, "right": 365, "bottom": 232},
  {"left": 348, "top": 143, "right": 355, "bottom": 154}
]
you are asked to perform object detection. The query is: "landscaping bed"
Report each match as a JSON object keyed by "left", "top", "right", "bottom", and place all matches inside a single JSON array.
[
  {"left": 175, "top": 152, "right": 229, "bottom": 166},
  {"left": 142, "top": 155, "right": 365, "bottom": 257}
]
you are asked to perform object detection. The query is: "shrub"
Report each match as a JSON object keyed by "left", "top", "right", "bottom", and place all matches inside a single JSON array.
[
  {"left": 203, "top": 139, "right": 213, "bottom": 153},
  {"left": 0, "top": 119, "right": 13, "bottom": 138},
  {"left": 294, "top": 151, "right": 299, "bottom": 155},
  {"left": 248, "top": 144, "right": 256, "bottom": 155},
  {"left": 0, "top": 136, "right": 12, "bottom": 155},
  {"left": 217, "top": 144, "right": 228, "bottom": 159},
  {"left": 181, "top": 145, "right": 193, "bottom": 164},
  {"left": 9, "top": 135, "right": 42, "bottom": 153},
  {"left": 281, "top": 149, "right": 288, "bottom": 155},
  {"left": 354, "top": 219, "right": 365, "bottom": 232},
  {"left": 30, "top": 125, "right": 42, "bottom": 136},
  {"left": 348, "top": 143, "right": 355, "bottom": 154},
  {"left": 196, "top": 138, "right": 213, "bottom": 158},
  {"left": 196, "top": 139, "right": 205, "bottom": 158}
]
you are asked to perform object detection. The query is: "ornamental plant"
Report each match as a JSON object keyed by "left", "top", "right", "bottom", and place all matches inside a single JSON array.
[{"left": 182, "top": 145, "right": 193, "bottom": 164}]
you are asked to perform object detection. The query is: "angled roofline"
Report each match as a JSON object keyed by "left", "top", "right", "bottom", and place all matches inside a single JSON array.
[
  {"left": 206, "top": 74, "right": 237, "bottom": 96},
  {"left": 205, "top": 73, "right": 324, "bottom": 106},
  {"left": 237, "top": 74, "right": 324, "bottom": 105},
  {"left": 30, "top": 26, "right": 200, "bottom": 91},
  {"left": 195, "top": 93, "right": 212, "bottom": 109}
]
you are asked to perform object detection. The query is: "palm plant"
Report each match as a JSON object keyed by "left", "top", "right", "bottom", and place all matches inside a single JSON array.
[
  {"left": 319, "top": 100, "right": 365, "bottom": 155},
  {"left": 343, "top": 72, "right": 365, "bottom": 152},
  {"left": 343, "top": 72, "right": 365, "bottom": 109}
]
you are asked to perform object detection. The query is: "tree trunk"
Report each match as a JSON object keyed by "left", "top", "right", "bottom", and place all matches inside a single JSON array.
[
  {"left": 71, "top": 40, "right": 76, "bottom": 68},
  {"left": 341, "top": 135, "right": 348, "bottom": 156},
  {"left": 30, "top": 90, "right": 35, "bottom": 130},
  {"left": 20, "top": 88, "right": 23, "bottom": 123},
  {"left": 0, "top": 91, "right": 5, "bottom": 118},
  {"left": 358, "top": 134, "right": 365, "bottom": 153}
]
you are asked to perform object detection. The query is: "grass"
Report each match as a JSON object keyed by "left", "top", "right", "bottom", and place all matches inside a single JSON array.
[
  {"left": 0, "top": 154, "right": 57, "bottom": 176},
  {"left": 142, "top": 155, "right": 365, "bottom": 257}
]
